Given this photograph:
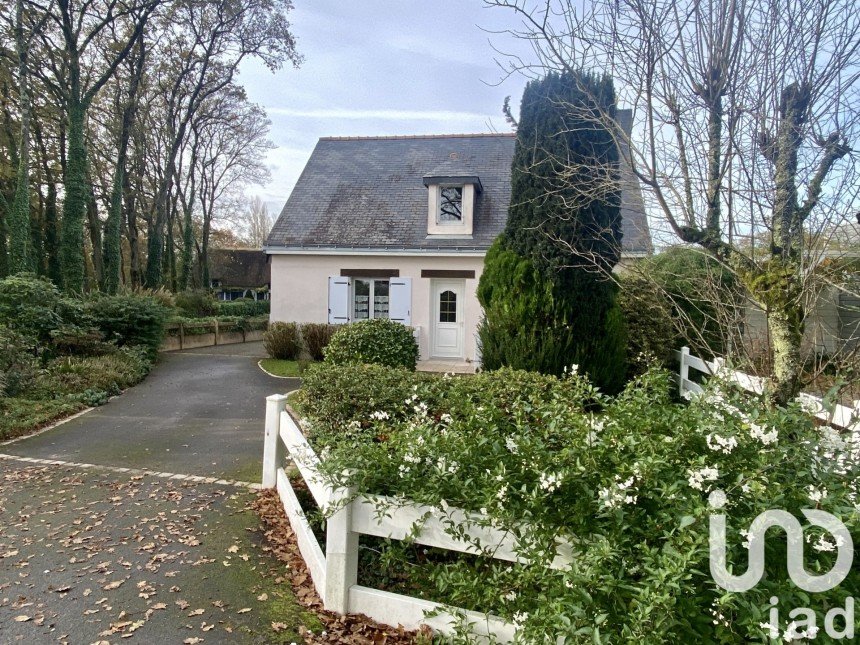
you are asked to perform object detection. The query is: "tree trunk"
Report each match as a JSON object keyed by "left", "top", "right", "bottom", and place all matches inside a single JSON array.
[
  {"left": 60, "top": 90, "right": 88, "bottom": 292},
  {"left": 9, "top": 0, "right": 33, "bottom": 273},
  {"left": 768, "top": 302, "right": 803, "bottom": 405},
  {"left": 35, "top": 124, "right": 61, "bottom": 285},
  {"left": 86, "top": 178, "right": 103, "bottom": 288},
  {"left": 103, "top": 40, "right": 144, "bottom": 294}
]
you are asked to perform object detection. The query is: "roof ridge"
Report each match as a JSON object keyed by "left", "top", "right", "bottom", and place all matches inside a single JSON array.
[{"left": 318, "top": 132, "right": 516, "bottom": 142}]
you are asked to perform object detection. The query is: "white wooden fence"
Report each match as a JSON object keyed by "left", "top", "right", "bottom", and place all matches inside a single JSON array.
[
  {"left": 261, "top": 395, "right": 571, "bottom": 641},
  {"left": 674, "top": 346, "right": 860, "bottom": 432}
]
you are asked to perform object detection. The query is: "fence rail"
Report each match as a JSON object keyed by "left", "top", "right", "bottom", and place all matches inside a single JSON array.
[
  {"left": 160, "top": 317, "right": 268, "bottom": 351},
  {"left": 260, "top": 395, "right": 566, "bottom": 641},
  {"left": 674, "top": 346, "right": 860, "bottom": 432}
]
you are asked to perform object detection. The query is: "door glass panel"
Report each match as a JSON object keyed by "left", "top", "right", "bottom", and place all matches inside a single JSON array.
[
  {"left": 373, "top": 280, "right": 390, "bottom": 319},
  {"left": 439, "top": 290, "right": 457, "bottom": 323},
  {"left": 353, "top": 279, "right": 370, "bottom": 320}
]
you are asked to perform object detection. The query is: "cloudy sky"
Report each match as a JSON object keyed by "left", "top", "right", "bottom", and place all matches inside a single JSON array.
[{"left": 237, "top": 1, "right": 531, "bottom": 214}]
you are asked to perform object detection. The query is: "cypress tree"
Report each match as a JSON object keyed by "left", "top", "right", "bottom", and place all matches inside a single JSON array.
[{"left": 478, "top": 70, "right": 627, "bottom": 393}]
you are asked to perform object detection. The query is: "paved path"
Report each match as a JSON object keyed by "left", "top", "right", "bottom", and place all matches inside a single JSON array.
[
  {"left": 3, "top": 342, "right": 301, "bottom": 483},
  {"left": 0, "top": 343, "right": 313, "bottom": 644}
]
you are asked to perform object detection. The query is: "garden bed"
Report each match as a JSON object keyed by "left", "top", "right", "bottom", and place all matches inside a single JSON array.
[{"left": 275, "top": 361, "right": 860, "bottom": 643}]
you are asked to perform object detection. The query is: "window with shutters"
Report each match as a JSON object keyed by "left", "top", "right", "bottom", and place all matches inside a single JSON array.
[{"left": 352, "top": 279, "right": 390, "bottom": 320}]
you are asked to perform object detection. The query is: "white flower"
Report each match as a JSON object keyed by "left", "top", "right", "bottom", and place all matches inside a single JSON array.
[
  {"left": 706, "top": 433, "right": 738, "bottom": 454},
  {"left": 505, "top": 437, "right": 519, "bottom": 454},
  {"left": 749, "top": 423, "right": 778, "bottom": 446},
  {"left": 398, "top": 465, "right": 410, "bottom": 477},
  {"left": 708, "top": 489, "right": 727, "bottom": 509},
  {"left": 512, "top": 611, "right": 529, "bottom": 627},
  {"left": 813, "top": 536, "right": 836, "bottom": 552},
  {"left": 589, "top": 416, "right": 605, "bottom": 432},
  {"left": 539, "top": 472, "right": 562, "bottom": 492},
  {"left": 496, "top": 485, "right": 508, "bottom": 501},
  {"left": 807, "top": 485, "right": 827, "bottom": 503},
  {"left": 439, "top": 413, "right": 453, "bottom": 424},
  {"left": 369, "top": 410, "right": 390, "bottom": 421},
  {"left": 688, "top": 466, "right": 719, "bottom": 491},
  {"left": 760, "top": 621, "right": 779, "bottom": 639},
  {"left": 504, "top": 590, "right": 517, "bottom": 601}
]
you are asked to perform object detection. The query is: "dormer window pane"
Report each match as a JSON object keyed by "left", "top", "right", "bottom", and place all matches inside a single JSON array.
[{"left": 438, "top": 186, "right": 463, "bottom": 223}]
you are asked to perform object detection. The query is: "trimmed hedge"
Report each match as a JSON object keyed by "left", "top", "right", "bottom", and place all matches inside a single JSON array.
[{"left": 324, "top": 319, "right": 419, "bottom": 370}]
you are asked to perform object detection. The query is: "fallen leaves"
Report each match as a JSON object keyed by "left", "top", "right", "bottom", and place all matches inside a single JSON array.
[
  {"left": 103, "top": 580, "right": 124, "bottom": 590},
  {"left": 187, "top": 608, "right": 205, "bottom": 617},
  {"left": 13, "top": 615, "right": 31, "bottom": 622}
]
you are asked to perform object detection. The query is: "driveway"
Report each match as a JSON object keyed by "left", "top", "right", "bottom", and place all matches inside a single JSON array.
[
  {"left": 2, "top": 342, "right": 300, "bottom": 483},
  {"left": 0, "top": 342, "right": 312, "bottom": 644}
]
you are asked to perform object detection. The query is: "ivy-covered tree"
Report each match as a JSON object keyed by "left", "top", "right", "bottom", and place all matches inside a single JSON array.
[{"left": 478, "top": 70, "right": 627, "bottom": 393}]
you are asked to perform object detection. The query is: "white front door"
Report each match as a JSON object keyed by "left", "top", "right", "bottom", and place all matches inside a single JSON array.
[{"left": 431, "top": 280, "right": 465, "bottom": 359}]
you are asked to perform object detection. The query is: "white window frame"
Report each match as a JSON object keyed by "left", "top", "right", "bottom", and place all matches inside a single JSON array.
[
  {"left": 427, "top": 183, "right": 474, "bottom": 236},
  {"left": 351, "top": 278, "right": 391, "bottom": 321}
]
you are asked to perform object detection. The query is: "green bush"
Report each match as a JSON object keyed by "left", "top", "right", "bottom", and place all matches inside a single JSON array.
[
  {"left": 0, "top": 325, "right": 40, "bottom": 397},
  {"left": 217, "top": 298, "right": 269, "bottom": 318},
  {"left": 0, "top": 273, "right": 64, "bottom": 341},
  {"left": 324, "top": 319, "right": 419, "bottom": 370},
  {"left": 617, "top": 273, "right": 677, "bottom": 376},
  {"left": 34, "top": 347, "right": 151, "bottom": 399},
  {"left": 298, "top": 362, "right": 430, "bottom": 436},
  {"left": 174, "top": 289, "right": 218, "bottom": 317},
  {"left": 306, "top": 364, "right": 860, "bottom": 643},
  {"left": 86, "top": 293, "right": 170, "bottom": 356},
  {"left": 478, "top": 240, "right": 627, "bottom": 393},
  {"left": 643, "top": 247, "right": 739, "bottom": 358},
  {"left": 300, "top": 323, "right": 337, "bottom": 361},
  {"left": 264, "top": 322, "right": 302, "bottom": 360}
]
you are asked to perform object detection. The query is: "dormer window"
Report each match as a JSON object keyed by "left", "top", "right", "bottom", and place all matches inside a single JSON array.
[
  {"left": 424, "top": 175, "right": 481, "bottom": 237},
  {"left": 438, "top": 186, "right": 463, "bottom": 224}
]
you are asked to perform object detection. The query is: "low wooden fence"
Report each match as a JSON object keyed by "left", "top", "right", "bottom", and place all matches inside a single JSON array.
[
  {"left": 160, "top": 318, "right": 267, "bottom": 351},
  {"left": 674, "top": 346, "right": 860, "bottom": 432},
  {"left": 261, "top": 396, "right": 572, "bottom": 641}
]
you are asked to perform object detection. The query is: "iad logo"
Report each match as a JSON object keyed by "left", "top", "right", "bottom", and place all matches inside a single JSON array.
[{"left": 708, "top": 490, "right": 855, "bottom": 639}]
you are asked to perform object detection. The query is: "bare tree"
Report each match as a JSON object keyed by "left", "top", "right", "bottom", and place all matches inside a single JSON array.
[
  {"left": 241, "top": 195, "right": 274, "bottom": 248},
  {"left": 485, "top": 0, "right": 860, "bottom": 403}
]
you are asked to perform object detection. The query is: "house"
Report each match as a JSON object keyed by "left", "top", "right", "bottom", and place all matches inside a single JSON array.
[
  {"left": 209, "top": 248, "right": 271, "bottom": 301},
  {"left": 265, "top": 116, "right": 651, "bottom": 364}
]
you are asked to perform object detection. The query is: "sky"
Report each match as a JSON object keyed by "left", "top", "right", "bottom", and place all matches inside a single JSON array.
[{"left": 237, "top": 1, "right": 531, "bottom": 216}]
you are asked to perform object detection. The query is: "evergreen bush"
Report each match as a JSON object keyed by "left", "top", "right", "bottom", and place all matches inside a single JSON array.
[
  {"left": 324, "top": 319, "right": 419, "bottom": 370},
  {"left": 86, "top": 293, "right": 169, "bottom": 357},
  {"left": 617, "top": 272, "right": 677, "bottom": 376},
  {"left": 174, "top": 289, "right": 219, "bottom": 318},
  {"left": 643, "top": 247, "right": 739, "bottom": 358}
]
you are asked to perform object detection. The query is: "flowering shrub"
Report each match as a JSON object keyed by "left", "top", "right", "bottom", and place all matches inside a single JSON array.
[
  {"left": 300, "top": 363, "right": 860, "bottom": 643},
  {"left": 323, "top": 318, "right": 419, "bottom": 370}
]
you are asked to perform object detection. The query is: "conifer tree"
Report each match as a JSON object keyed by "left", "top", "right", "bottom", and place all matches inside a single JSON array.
[{"left": 478, "top": 70, "right": 627, "bottom": 392}]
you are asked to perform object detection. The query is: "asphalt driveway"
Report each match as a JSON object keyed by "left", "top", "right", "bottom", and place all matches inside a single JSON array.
[{"left": 2, "top": 342, "right": 300, "bottom": 483}]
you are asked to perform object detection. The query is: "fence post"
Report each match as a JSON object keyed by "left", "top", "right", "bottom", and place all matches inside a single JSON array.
[
  {"left": 214, "top": 319, "right": 220, "bottom": 346},
  {"left": 324, "top": 487, "right": 359, "bottom": 614},
  {"left": 262, "top": 394, "right": 288, "bottom": 488},
  {"left": 679, "top": 346, "right": 690, "bottom": 396},
  {"left": 179, "top": 322, "right": 185, "bottom": 350}
]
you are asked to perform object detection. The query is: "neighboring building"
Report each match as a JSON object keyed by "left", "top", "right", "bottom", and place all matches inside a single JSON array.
[
  {"left": 266, "top": 116, "right": 651, "bottom": 363},
  {"left": 209, "top": 249, "right": 271, "bottom": 301}
]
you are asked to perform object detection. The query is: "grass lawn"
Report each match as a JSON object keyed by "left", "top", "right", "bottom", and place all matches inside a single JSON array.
[{"left": 258, "top": 358, "right": 314, "bottom": 378}]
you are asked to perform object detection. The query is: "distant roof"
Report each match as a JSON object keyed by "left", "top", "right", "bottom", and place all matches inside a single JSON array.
[
  {"left": 267, "top": 112, "right": 651, "bottom": 254},
  {"left": 209, "top": 249, "right": 270, "bottom": 288}
]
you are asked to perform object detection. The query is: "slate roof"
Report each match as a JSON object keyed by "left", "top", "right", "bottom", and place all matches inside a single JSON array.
[
  {"left": 209, "top": 249, "right": 271, "bottom": 288},
  {"left": 267, "top": 113, "right": 651, "bottom": 254}
]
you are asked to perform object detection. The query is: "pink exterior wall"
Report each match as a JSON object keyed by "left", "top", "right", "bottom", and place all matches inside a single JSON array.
[{"left": 269, "top": 253, "right": 487, "bottom": 362}]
